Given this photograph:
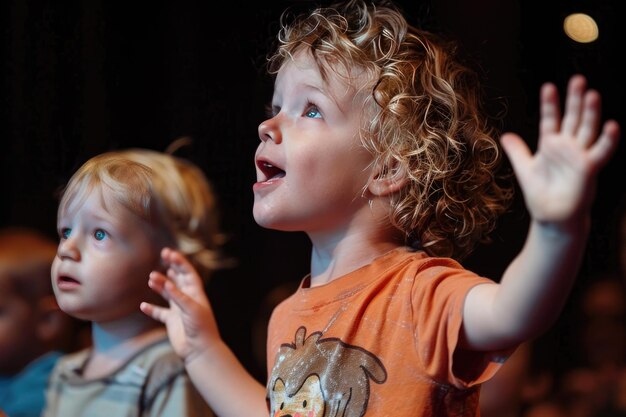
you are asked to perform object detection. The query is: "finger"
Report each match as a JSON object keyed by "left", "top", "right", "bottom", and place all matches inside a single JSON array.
[
  {"left": 167, "top": 251, "right": 206, "bottom": 287},
  {"left": 165, "top": 264, "right": 203, "bottom": 288},
  {"left": 500, "top": 132, "right": 533, "bottom": 179},
  {"left": 160, "top": 247, "right": 174, "bottom": 266},
  {"left": 539, "top": 82, "right": 561, "bottom": 138},
  {"left": 158, "top": 278, "right": 200, "bottom": 316},
  {"left": 560, "top": 75, "right": 587, "bottom": 137},
  {"left": 169, "top": 249, "right": 195, "bottom": 270},
  {"left": 150, "top": 269, "right": 168, "bottom": 282},
  {"left": 162, "top": 250, "right": 193, "bottom": 284},
  {"left": 161, "top": 247, "right": 191, "bottom": 270},
  {"left": 148, "top": 272, "right": 168, "bottom": 296},
  {"left": 140, "top": 302, "right": 170, "bottom": 323},
  {"left": 165, "top": 268, "right": 210, "bottom": 307},
  {"left": 163, "top": 249, "right": 194, "bottom": 276},
  {"left": 576, "top": 90, "right": 601, "bottom": 148},
  {"left": 588, "top": 120, "right": 621, "bottom": 171}
]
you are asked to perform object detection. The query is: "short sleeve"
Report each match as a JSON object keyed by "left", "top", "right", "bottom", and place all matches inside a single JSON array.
[{"left": 411, "top": 260, "right": 507, "bottom": 389}]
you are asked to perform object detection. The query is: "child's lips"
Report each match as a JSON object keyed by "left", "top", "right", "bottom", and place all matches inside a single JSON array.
[
  {"left": 256, "top": 158, "right": 286, "bottom": 182},
  {"left": 56, "top": 275, "right": 81, "bottom": 290},
  {"left": 253, "top": 176, "right": 283, "bottom": 192}
]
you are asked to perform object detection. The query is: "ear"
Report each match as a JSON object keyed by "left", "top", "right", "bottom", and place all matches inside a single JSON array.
[{"left": 367, "top": 160, "right": 408, "bottom": 197}]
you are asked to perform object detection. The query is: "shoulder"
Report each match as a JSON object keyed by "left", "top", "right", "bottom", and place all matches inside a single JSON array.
[
  {"left": 375, "top": 247, "right": 469, "bottom": 278},
  {"left": 381, "top": 249, "right": 492, "bottom": 295},
  {"left": 132, "top": 338, "right": 186, "bottom": 381},
  {"left": 136, "top": 340, "right": 212, "bottom": 413},
  {"left": 51, "top": 348, "right": 90, "bottom": 376},
  {"left": 131, "top": 339, "right": 196, "bottom": 401}
]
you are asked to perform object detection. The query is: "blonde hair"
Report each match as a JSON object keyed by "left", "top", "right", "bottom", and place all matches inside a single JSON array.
[
  {"left": 268, "top": 0, "right": 513, "bottom": 260},
  {"left": 58, "top": 147, "right": 226, "bottom": 280}
]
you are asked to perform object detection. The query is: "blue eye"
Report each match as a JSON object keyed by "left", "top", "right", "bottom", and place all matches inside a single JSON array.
[
  {"left": 60, "top": 228, "right": 72, "bottom": 239},
  {"left": 94, "top": 229, "right": 107, "bottom": 241},
  {"left": 304, "top": 104, "right": 321, "bottom": 119}
]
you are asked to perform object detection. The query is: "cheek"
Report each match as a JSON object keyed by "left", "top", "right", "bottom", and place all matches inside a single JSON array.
[
  {"left": 112, "top": 234, "right": 162, "bottom": 271},
  {"left": 51, "top": 257, "right": 60, "bottom": 278},
  {"left": 113, "top": 250, "right": 161, "bottom": 290},
  {"left": 297, "top": 145, "right": 371, "bottom": 185},
  {"left": 105, "top": 260, "right": 151, "bottom": 289}
]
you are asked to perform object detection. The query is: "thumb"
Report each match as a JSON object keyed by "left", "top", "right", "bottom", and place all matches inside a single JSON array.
[{"left": 500, "top": 132, "right": 533, "bottom": 179}]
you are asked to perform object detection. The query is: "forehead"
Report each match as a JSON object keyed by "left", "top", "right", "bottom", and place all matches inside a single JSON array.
[
  {"left": 63, "top": 184, "right": 168, "bottom": 240},
  {"left": 275, "top": 49, "right": 374, "bottom": 105},
  {"left": 60, "top": 185, "right": 138, "bottom": 227},
  {"left": 62, "top": 183, "right": 110, "bottom": 216}
]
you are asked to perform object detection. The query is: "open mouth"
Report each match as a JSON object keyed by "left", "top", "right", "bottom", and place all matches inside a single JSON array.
[
  {"left": 56, "top": 275, "right": 80, "bottom": 288},
  {"left": 257, "top": 160, "right": 286, "bottom": 181}
]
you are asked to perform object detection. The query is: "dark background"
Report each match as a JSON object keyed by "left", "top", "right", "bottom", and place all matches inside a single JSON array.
[{"left": 2, "top": 0, "right": 624, "bottom": 382}]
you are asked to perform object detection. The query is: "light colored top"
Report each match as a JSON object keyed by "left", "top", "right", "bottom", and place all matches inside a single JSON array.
[
  {"left": 42, "top": 336, "right": 214, "bottom": 417},
  {"left": 266, "top": 247, "right": 509, "bottom": 417}
]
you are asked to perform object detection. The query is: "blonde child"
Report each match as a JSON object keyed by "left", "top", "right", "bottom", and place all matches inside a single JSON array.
[
  {"left": 43, "top": 148, "right": 224, "bottom": 416},
  {"left": 0, "top": 227, "right": 82, "bottom": 417},
  {"left": 141, "top": 1, "right": 621, "bottom": 416}
]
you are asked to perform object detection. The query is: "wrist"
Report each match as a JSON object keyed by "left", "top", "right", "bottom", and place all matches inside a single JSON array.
[
  {"left": 532, "top": 214, "right": 590, "bottom": 239},
  {"left": 184, "top": 338, "right": 226, "bottom": 368}
]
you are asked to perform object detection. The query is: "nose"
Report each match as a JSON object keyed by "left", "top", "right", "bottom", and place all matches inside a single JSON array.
[
  {"left": 57, "top": 235, "right": 81, "bottom": 261},
  {"left": 258, "top": 116, "right": 282, "bottom": 144}
]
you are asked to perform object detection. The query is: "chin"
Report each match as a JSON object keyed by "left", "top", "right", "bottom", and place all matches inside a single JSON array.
[
  {"left": 252, "top": 208, "right": 277, "bottom": 229},
  {"left": 253, "top": 206, "right": 311, "bottom": 232},
  {"left": 253, "top": 217, "right": 281, "bottom": 230},
  {"left": 55, "top": 299, "right": 89, "bottom": 321},
  {"left": 253, "top": 214, "right": 295, "bottom": 232},
  {"left": 59, "top": 307, "right": 90, "bottom": 322}
]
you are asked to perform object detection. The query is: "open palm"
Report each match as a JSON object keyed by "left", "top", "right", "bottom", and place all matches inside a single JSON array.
[
  {"left": 501, "top": 75, "right": 620, "bottom": 227},
  {"left": 141, "top": 247, "right": 220, "bottom": 362}
]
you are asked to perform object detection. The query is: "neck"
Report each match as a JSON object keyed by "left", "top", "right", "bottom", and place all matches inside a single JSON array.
[
  {"left": 308, "top": 225, "right": 403, "bottom": 287},
  {"left": 82, "top": 317, "right": 165, "bottom": 379},
  {"left": 90, "top": 313, "right": 164, "bottom": 353}
]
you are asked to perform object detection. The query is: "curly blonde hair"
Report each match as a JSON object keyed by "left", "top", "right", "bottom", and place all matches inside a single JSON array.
[
  {"left": 268, "top": 0, "right": 513, "bottom": 260},
  {"left": 58, "top": 147, "right": 227, "bottom": 280}
]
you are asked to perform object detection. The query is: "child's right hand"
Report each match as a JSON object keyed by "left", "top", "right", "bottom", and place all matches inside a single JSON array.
[
  {"left": 140, "top": 247, "right": 220, "bottom": 364},
  {"left": 500, "top": 75, "right": 620, "bottom": 230}
]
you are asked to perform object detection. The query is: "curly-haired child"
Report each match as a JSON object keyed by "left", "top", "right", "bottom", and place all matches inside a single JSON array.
[{"left": 141, "top": 1, "right": 621, "bottom": 416}]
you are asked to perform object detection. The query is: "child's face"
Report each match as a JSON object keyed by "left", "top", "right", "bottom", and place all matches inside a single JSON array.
[
  {"left": 51, "top": 186, "right": 164, "bottom": 323},
  {"left": 254, "top": 50, "right": 376, "bottom": 234},
  {"left": 0, "top": 274, "right": 40, "bottom": 375}
]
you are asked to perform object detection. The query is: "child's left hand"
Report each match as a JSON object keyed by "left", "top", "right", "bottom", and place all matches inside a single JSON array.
[
  {"left": 140, "top": 247, "right": 220, "bottom": 364},
  {"left": 501, "top": 74, "right": 620, "bottom": 228}
]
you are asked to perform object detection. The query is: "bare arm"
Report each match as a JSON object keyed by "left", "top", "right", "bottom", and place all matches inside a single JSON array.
[
  {"left": 141, "top": 248, "right": 268, "bottom": 417},
  {"left": 461, "top": 74, "right": 621, "bottom": 351}
]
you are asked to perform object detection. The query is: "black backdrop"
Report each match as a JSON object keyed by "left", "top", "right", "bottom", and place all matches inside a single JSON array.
[{"left": 2, "top": 0, "right": 624, "bottom": 381}]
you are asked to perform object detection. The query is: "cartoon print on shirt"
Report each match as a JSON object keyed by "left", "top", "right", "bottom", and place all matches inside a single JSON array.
[{"left": 268, "top": 326, "right": 387, "bottom": 417}]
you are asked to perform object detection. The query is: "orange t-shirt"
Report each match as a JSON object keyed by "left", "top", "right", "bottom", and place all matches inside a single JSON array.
[{"left": 266, "top": 247, "right": 507, "bottom": 417}]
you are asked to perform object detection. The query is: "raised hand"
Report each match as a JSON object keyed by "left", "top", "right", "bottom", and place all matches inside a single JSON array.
[
  {"left": 500, "top": 74, "right": 620, "bottom": 228},
  {"left": 140, "top": 247, "right": 220, "bottom": 363}
]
